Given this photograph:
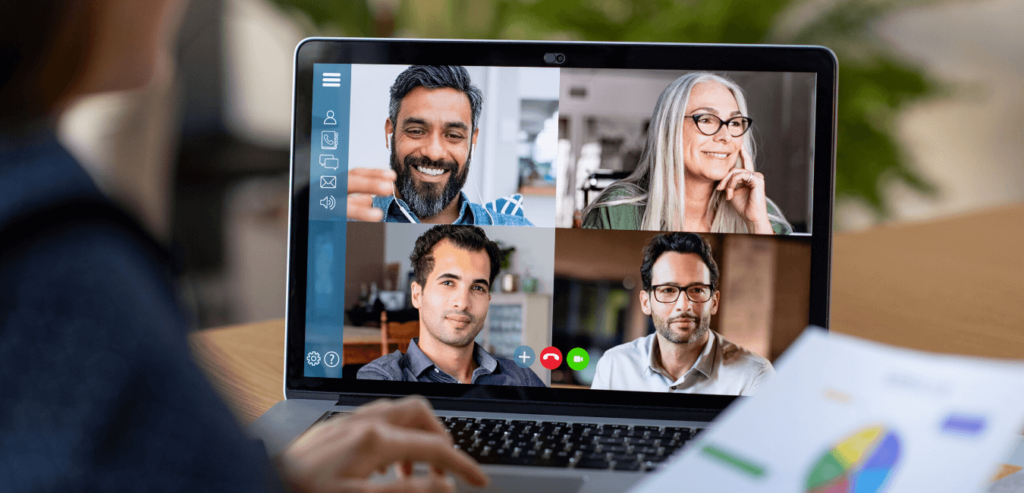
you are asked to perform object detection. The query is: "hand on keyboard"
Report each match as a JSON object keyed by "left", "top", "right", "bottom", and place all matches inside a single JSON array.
[{"left": 277, "top": 396, "right": 489, "bottom": 492}]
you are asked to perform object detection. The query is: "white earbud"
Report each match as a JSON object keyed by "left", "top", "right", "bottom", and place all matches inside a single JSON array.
[{"left": 386, "top": 133, "right": 393, "bottom": 149}]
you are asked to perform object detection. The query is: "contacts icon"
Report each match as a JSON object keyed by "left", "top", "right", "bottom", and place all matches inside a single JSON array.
[{"left": 320, "top": 176, "right": 337, "bottom": 189}]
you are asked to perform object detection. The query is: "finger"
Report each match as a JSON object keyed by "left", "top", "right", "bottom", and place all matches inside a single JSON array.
[
  {"left": 349, "top": 167, "right": 398, "bottom": 180},
  {"left": 351, "top": 396, "right": 447, "bottom": 436},
  {"left": 347, "top": 195, "right": 384, "bottom": 221},
  {"left": 716, "top": 169, "right": 735, "bottom": 191},
  {"left": 724, "top": 171, "right": 744, "bottom": 201},
  {"left": 348, "top": 169, "right": 397, "bottom": 196},
  {"left": 364, "top": 427, "right": 488, "bottom": 487},
  {"left": 716, "top": 168, "right": 745, "bottom": 191},
  {"left": 731, "top": 170, "right": 756, "bottom": 191},
  {"left": 739, "top": 171, "right": 761, "bottom": 193},
  {"left": 348, "top": 194, "right": 373, "bottom": 209},
  {"left": 348, "top": 475, "right": 455, "bottom": 493}
]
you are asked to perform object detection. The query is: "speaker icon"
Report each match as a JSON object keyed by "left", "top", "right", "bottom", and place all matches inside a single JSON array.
[{"left": 320, "top": 195, "right": 336, "bottom": 210}]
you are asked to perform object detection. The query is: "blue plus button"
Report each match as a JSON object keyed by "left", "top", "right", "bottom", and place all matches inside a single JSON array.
[{"left": 512, "top": 345, "right": 536, "bottom": 368}]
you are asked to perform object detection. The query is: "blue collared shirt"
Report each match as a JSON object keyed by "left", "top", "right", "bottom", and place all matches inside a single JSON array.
[
  {"left": 370, "top": 192, "right": 534, "bottom": 226},
  {"left": 357, "top": 338, "right": 546, "bottom": 387}
]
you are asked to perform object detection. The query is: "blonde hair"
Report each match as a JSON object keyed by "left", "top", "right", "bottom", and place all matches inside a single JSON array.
[{"left": 583, "top": 72, "right": 790, "bottom": 233}]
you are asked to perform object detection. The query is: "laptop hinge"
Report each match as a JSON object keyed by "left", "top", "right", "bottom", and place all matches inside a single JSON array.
[{"left": 333, "top": 394, "right": 723, "bottom": 423}]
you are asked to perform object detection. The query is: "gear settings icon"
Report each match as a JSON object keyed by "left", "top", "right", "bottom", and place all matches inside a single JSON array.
[{"left": 306, "top": 351, "right": 321, "bottom": 366}]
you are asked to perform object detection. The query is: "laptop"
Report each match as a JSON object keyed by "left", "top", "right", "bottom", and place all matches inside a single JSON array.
[{"left": 249, "top": 38, "right": 836, "bottom": 492}]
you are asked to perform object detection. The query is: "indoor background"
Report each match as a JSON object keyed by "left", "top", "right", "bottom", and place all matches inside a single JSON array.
[{"left": 56, "top": 0, "right": 1024, "bottom": 329}]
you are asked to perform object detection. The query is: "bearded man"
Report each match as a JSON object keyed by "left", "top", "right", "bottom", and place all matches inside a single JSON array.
[
  {"left": 347, "top": 65, "right": 533, "bottom": 226},
  {"left": 591, "top": 232, "right": 774, "bottom": 395},
  {"left": 358, "top": 225, "right": 544, "bottom": 386}
]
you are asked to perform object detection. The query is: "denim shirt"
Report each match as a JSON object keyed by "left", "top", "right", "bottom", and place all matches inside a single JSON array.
[
  {"left": 370, "top": 192, "right": 533, "bottom": 226},
  {"left": 357, "top": 338, "right": 546, "bottom": 387}
]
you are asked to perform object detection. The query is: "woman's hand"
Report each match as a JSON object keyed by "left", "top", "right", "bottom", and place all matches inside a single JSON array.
[
  {"left": 716, "top": 147, "right": 773, "bottom": 234},
  {"left": 276, "top": 396, "right": 489, "bottom": 493}
]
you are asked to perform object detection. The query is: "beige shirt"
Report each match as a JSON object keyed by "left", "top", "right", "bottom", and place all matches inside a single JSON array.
[{"left": 591, "top": 331, "right": 774, "bottom": 396}]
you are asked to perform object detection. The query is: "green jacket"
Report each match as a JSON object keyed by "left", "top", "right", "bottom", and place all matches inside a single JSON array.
[{"left": 581, "top": 189, "right": 793, "bottom": 234}]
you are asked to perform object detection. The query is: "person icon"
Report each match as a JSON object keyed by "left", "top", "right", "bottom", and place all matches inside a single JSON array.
[{"left": 324, "top": 110, "right": 337, "bottom": 125}]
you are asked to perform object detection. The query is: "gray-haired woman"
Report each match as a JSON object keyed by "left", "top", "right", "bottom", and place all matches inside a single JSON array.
[{"left": 581, "top": 72, "right": 792, "bottom": 234}]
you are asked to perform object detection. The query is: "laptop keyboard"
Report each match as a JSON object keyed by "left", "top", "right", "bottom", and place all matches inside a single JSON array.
[{"left": 324, "top": 412, "right": 701, "bottom": 472}]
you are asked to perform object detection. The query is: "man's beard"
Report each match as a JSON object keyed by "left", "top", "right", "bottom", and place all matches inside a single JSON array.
[
  {"left": 391, "top": 144, "right": 470, "bottom": 219},
  {"left": 653, "top": 312, "right": 710, "bottom": 346},
  {"left": 426, "top": 309, "right": 481, "bottom": 348}
]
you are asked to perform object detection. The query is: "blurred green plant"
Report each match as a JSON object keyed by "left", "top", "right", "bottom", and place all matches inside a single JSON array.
[{"left": 272, "top": 0, "right": 942, "bottom": 220}]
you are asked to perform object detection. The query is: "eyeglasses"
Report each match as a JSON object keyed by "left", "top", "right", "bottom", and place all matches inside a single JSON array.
[
  {"left": 687, "top": 114, "right": 753, "bottom": 137},
  {"left": 650, "top": 284, "right": 715, "bottom": 304}
]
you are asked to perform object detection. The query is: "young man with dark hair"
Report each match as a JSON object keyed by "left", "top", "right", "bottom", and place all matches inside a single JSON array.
[
  {"left": 345, "top": 65, "right": 533, "bottom": 226},
  {"left": 359, "top": 225, "right": 544, "bottom": 386},
  {"left": 591, "top": 232, "right": 774, "bottom": 395}
]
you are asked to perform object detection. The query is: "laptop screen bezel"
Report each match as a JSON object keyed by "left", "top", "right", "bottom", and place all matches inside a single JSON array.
[{"left": 285, "top": 38, "right": 836, "bottom": 414}]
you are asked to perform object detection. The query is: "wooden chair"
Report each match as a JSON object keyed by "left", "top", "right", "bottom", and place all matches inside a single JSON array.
[{"left": 380, "top": 311, "right": 419, "bottom": 356}]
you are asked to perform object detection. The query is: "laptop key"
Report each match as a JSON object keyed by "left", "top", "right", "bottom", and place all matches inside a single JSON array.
[
  {"left": 632, "top": 426, "right": 661, "bottom": 433},
  {"left": 611, "top": 452, "right": 641, "bottom": 461},
  {"left": 534, "top": 451, "right": 573, "bottom": 468},
  {"left": 628, "top": 438, "right": 659, "bottom": 447},
  {"left": 574, "top": 458, "right": 612, "bottom": 469},
  {"left": 642, "top": 459, "right": 665, "bottom": 471},
  {"left": 613, "top": 460, "right": 643, "bottom": 471}
]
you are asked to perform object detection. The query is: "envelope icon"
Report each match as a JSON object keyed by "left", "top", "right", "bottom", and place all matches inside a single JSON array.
[{"left": 320, "top": 175, "right": 337, "bottom": 189}]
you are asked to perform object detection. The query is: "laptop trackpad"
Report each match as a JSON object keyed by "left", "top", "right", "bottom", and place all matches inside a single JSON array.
[{"left": 458, "top": 473, "right": 584, "bottom": 492}]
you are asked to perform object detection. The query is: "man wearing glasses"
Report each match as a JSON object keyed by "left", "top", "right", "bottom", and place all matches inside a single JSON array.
[{"left": 591, "top": 232, "right": 774, "bottom": 395}]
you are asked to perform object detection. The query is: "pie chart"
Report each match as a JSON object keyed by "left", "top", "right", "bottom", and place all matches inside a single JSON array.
[{"left": 805, "top": 425, "right": 901, "bottom": 493}]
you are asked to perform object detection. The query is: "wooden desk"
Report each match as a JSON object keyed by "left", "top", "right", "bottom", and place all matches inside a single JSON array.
[
  {"left": 190, "top": 205, "right": 1024, "bottom": 427},
  {"left": 189, "top": 323, "right": 384, "bottom": 425}
]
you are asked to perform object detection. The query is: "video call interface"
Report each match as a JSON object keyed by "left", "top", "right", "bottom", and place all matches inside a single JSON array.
[{"left": 303, "top": 63, "right": 818, "bottom": 398}]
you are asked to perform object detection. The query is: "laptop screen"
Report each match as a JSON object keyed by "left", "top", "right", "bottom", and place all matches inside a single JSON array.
[{"left": 292, "top": 45, "right": 832, "bottom": 409}]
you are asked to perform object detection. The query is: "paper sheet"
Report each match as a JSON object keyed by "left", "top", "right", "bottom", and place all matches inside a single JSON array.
[{"left": 631, "top": 328, "right": 1024, "bottom": 493}]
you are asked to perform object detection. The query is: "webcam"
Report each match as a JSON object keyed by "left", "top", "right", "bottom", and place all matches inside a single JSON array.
[{"left": 543, "top": 53, "right": 566, "bottom": 65}]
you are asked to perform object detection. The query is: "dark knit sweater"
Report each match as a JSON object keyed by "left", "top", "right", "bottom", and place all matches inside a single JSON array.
[{"left": 0, "top": 131, "right": 282, "bottom": 491}]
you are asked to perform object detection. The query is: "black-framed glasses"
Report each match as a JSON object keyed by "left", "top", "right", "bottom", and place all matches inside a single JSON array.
[
  {"left": 650, "top": 284, "right": 715, "bottom": 304},
  {"left": 687, "top": 114, "right": 753, "bottom": 137}
]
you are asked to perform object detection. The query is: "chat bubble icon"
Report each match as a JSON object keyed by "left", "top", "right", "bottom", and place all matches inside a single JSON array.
[{"left": 319, "top": 154, "right": 339, "bottom": 170}]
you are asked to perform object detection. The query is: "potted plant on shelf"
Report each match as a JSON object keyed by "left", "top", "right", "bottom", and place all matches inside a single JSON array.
[{"left": 497, "top": 243, "right": 517, "bottom": 293}]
